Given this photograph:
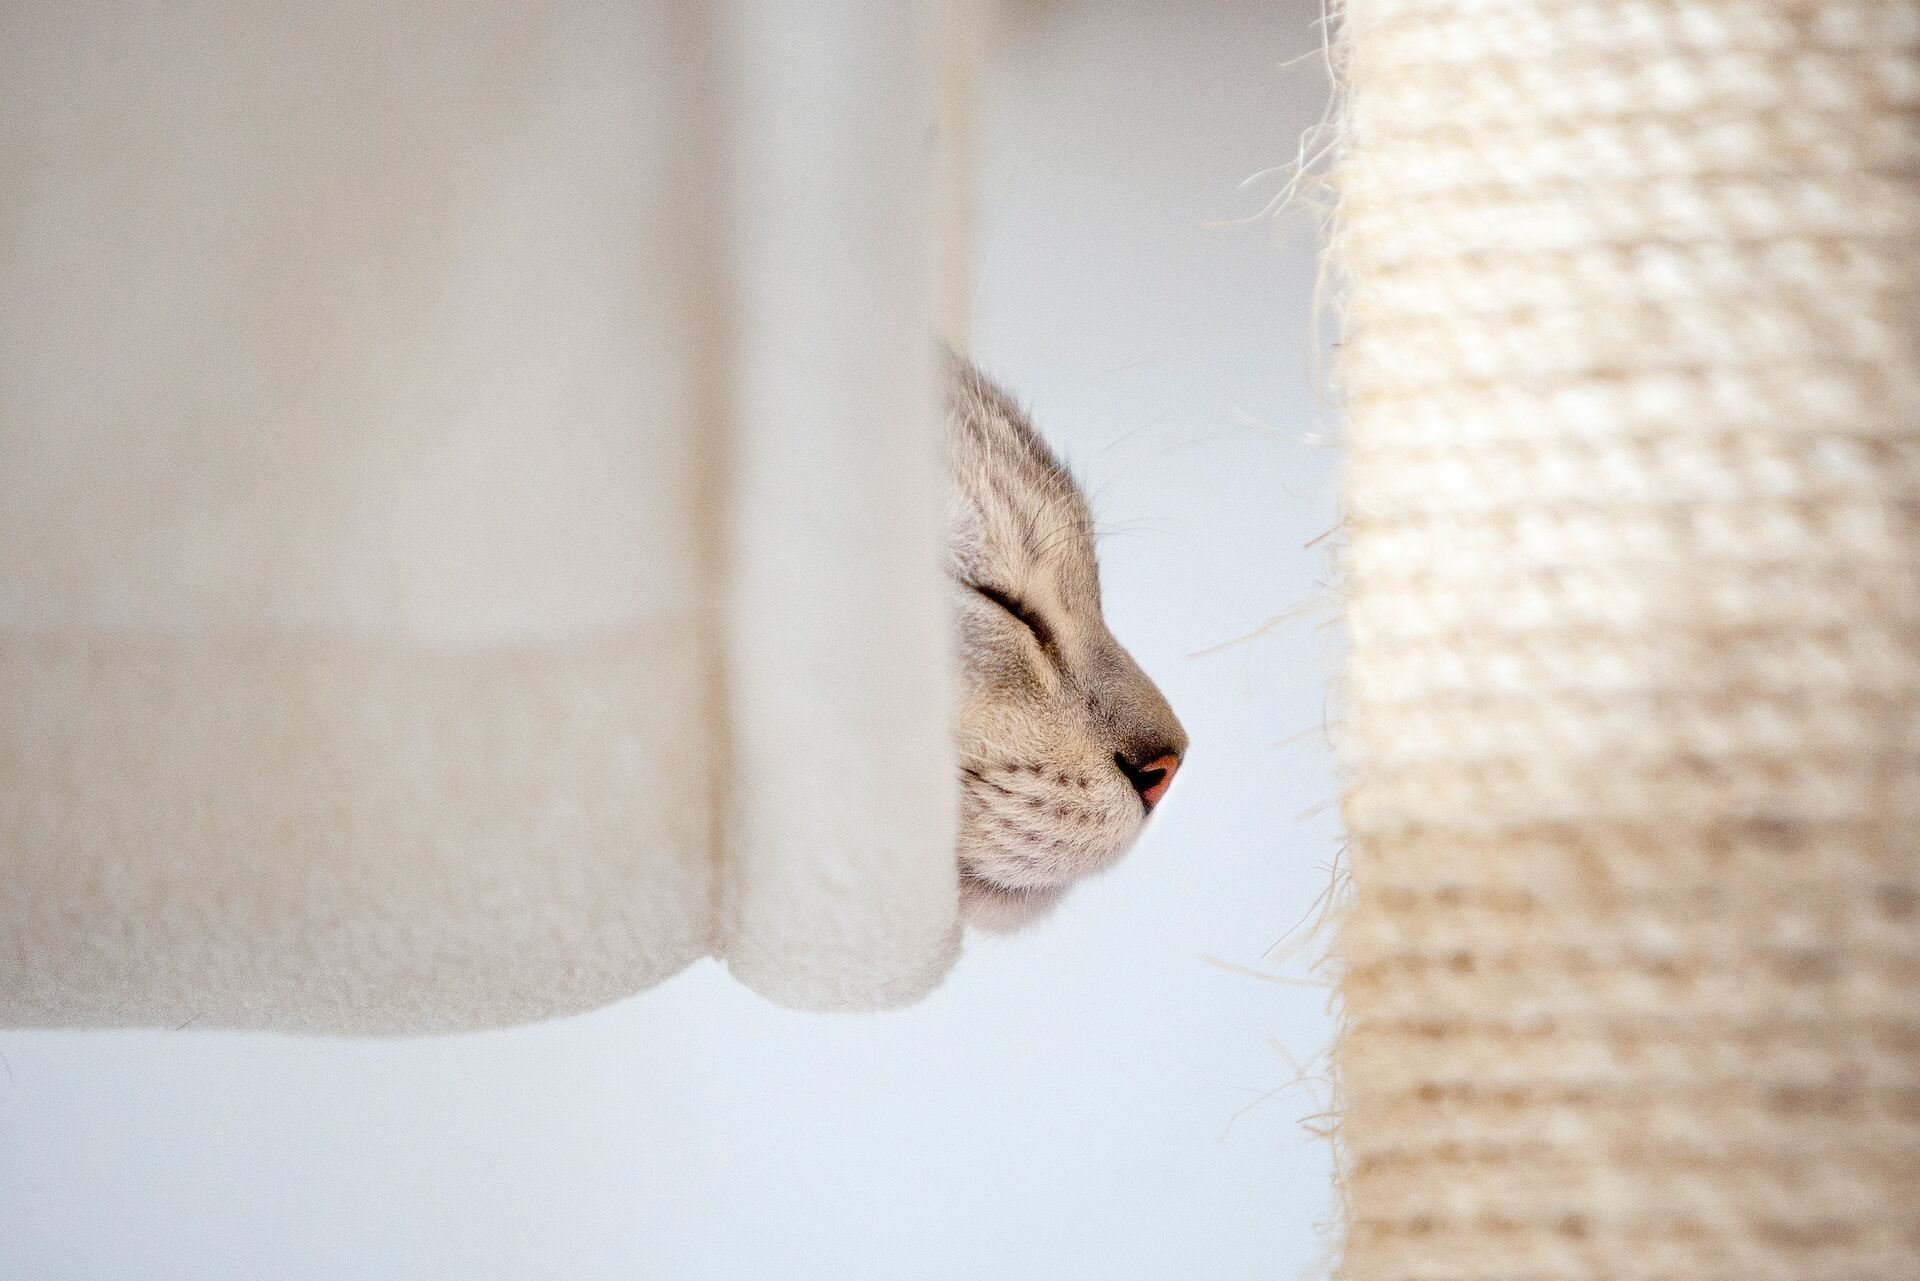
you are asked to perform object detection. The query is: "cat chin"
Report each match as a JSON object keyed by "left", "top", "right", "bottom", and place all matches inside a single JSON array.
[{"left": 957, "top": 868, "right": 1069, "bottom": 934}]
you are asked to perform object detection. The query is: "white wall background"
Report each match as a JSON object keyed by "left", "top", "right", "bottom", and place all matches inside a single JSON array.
[{"left": 0, "top": 2, "right": 1340, "bottom": 1277}]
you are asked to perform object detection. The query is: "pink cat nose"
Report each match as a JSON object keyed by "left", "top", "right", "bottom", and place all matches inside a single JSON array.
[{"left": 1116, "top": 750, "right": 1181, "bottom": 813}]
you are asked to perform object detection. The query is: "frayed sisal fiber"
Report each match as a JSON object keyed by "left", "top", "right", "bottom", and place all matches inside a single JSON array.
[
  {"left": 0, "top": 1, "right": 971, "bottom": 1034},
  {"left": 1332, "top": 2, "right": 1918, "bottom": 1279}
]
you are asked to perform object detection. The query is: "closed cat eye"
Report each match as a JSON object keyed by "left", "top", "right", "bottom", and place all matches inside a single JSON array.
[{"left": 967, "top": 581, "right": 1054, "bottom": 648}]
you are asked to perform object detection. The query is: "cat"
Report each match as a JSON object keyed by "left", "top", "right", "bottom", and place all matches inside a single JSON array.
[{"left": 947, "top": 354, "right": 1187, "bottom": 932}]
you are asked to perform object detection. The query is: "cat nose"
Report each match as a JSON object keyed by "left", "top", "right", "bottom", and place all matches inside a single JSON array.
[{"left": 1115, "top": 749, "right": 1181, "bottom": 813}]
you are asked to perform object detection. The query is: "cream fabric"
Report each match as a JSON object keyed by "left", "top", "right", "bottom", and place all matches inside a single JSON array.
[
  {"left": 0, "top": 0, "right": 965, "bottom": 1033},
  {"left": 1332, "top": 2, "right": 1919, "bottom": 1278}
]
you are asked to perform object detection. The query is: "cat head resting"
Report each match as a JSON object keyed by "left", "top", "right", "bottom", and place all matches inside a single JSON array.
[{"left": 946, "top": 354, "right": 1187, "bottom": 931}]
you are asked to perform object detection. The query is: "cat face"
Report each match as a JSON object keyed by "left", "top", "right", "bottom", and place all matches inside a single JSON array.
[{"left": 947, "top": 356, "right": 1187, "bottom": 931}]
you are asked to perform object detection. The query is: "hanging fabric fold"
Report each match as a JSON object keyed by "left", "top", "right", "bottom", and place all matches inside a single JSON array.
[{"left": 0, "top": 0, "right": 970, "bottom": 1034}]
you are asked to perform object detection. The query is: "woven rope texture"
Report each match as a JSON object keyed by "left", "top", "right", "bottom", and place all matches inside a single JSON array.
[{"left": 1332, "top": 2, "right": 1919, "bottom": 1278}]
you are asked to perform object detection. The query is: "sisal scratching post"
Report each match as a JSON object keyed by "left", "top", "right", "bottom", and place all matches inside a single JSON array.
[{"left": 1331, "top": 3, "right": 1918, "bottom": 1279}]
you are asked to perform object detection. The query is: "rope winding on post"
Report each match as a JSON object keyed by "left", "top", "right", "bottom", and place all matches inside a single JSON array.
[{"left": 1331, "top": 3, "right": 1919, "bottom": 1276}]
